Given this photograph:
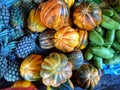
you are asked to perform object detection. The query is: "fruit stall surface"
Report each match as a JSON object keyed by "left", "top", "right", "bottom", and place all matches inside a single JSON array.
[{"left": 0, "top": 0, "right": 120, "bottom": 90}]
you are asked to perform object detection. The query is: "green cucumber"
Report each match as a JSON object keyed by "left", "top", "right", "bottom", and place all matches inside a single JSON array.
[
  {"left": 91, "top": 46, "right": 114, "bottom": 59},
  {"left": 89, "top": 30, "right": 104, "bottom": 45},
  {"left": 112, "top": 40, "right": 120, "bottom": 51},
  {"left": 101, "top": 15, "right": 120, "bottom": 30},
  {"left": 93, "top": 56, "right": 103, "bottom": 69},
  {"left": 102, "top": 9, "right": 114, "bottom": 17},
  {"left": 84, "top": 45, "right": 93, "bottom": 61},
  {"left": 115, "top": 30, "right": 120, "bottom": 44},
  {"left": 115, "top": 6, "right": 120, "bottom": 13},
  {"left": 95, "top": 26, "right": 105, "bottom": 37},
  {"left": 104, "top": 55, "right": 120, "bottom": 65},
  {"left": 104, "top": 30, "right": 115, "bottom": 48},
  {"left": 110, "top": 7, "right": 120, "bottom": 24}
]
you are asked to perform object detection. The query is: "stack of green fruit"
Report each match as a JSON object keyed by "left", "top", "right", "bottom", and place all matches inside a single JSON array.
[{"left": 85, "top": 7, "right": 120, "bottom": 69}]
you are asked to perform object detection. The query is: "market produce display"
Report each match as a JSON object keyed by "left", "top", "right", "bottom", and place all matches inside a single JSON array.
[{"left": 0, "top": 0, "right": 120, "bottom": 90}]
